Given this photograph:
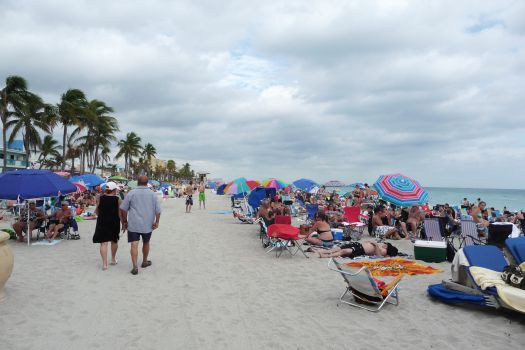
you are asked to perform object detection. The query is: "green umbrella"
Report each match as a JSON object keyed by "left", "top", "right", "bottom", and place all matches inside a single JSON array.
[
  {"left": 127, "top": 180, "right": 138, "bottom": 188},
  {"left": 109, "top": 175, "right": 128, "bottom": 182}
]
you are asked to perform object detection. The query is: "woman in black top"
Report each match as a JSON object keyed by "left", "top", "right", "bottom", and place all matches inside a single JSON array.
[{"left": 92, "top": 182, "right": 122, "bottom": 270}]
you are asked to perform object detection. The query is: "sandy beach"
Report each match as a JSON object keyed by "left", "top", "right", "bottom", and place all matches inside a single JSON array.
[{"left": 1, "top": 191, "right": 524, "bottom": 350}]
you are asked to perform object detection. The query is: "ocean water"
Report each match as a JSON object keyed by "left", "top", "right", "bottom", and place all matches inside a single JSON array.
[{"left": 331, "top": 186, "right": 525, "bottom": 212}]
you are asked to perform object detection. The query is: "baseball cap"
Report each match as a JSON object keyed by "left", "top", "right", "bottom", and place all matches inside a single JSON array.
[{"left": 106, "top": 182, "right": 118, "bottom": 191}]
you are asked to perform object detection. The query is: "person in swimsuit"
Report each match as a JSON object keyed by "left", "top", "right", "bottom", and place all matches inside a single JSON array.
[
  {"left": 313, "top": 241, "right": 398, "bottom": 258},
  {"left": 185, "top": 181, "right": 194, "bottom": 213},
  {"left": 257, "top": 199, "right": 275, "bottom": 227},
  {"left": 47, "top": 201, "right": 73, "bottom": 241},
  {"left": 471, "top": 201, "right": 489, "bottom": 237},
  {"left": 198, "top": 182, "right": 206, "bottom": 209},
  {"left": 372, "top": 206, "right": 402, "bottom": 240},
  {"left": 305, "top": 211, "right": 334, "bottom": 248}
]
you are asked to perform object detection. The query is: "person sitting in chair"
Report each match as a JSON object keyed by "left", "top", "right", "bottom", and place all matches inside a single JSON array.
[
  {"left": 372, "top": 206, "right": 402, "bottom": 240},
  {"left": 47, "top": 201, "right": 73, "bottom": 241},
  {"left": 313, "top": 241, "right": 398, "bottom": 258},
  {"left": 257, "top": 199, "right": 275, "bottom": 227},
  {"left": 13, "top": 201, "right": 46, "bottom": 242}
]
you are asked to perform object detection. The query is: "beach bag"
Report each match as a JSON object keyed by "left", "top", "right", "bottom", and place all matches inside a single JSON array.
[{"left": 501, "top": 265, "right": 525, "bottom": 290}]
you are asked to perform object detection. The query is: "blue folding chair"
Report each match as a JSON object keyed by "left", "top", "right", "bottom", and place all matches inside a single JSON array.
[
  {"left": 505, "top": 237, "right": 525, "bottom": 264},
  {"left": 306, "top": 204, "right": 318, "bottom": 223}
]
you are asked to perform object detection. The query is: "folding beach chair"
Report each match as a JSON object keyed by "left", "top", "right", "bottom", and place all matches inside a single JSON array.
[
  {"left": 460, "top": 220, "right": 485, "bottom": 247},
  {"left": 328, "top": 258, "right": 401, "bottom": 312},
  {"left": 266, "top": 224, "right": 308, "bottom": 258},
  {"left": 342, "top": 206, "right": 367, "bottom": 239},
  {"left": 422, "top": 218, "right": 445, "bottom": 241},
  {"left": 505, "top": 237, "right": 525, "bottom": 264},
  {"left": 306, "top": 204, "right": 318, "bottom": 223}
]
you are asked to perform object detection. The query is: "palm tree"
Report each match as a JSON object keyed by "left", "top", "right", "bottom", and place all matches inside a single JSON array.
[
  {"left": 1, "top": 76, "right": 29, "bottom": 172},
  {"left": 142, "top": 143, "right": 157, "bottom": 176},
  {"left": 115, "top": 132, "right": 142, "bottom": 178},
  {"left": 55, "top": 89, "right": 87, "bottom": 170},
  {"left": 37, "top": 135, "right": 61, "bottom": 169},
  {"left": 66, "top": 145, "right": 81, "bottom": 173},
  {"left": 166, "top": 159, "right": 176, "bottom": 181},
  {"left": 7, "top": 92, "right": 54, "bottom": 165}
]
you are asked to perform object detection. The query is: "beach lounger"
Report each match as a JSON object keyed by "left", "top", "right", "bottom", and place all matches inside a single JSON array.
[
  {"left": 327, "top": 258, "right": 401, "bottom": 312},
  {"left": 505, "top": 237, "right": 525, "bottom": 264}
]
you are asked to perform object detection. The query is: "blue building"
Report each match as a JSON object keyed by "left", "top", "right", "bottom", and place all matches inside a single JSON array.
[{"left": 0, "top": 140, "right": 29, "bottom": 171}]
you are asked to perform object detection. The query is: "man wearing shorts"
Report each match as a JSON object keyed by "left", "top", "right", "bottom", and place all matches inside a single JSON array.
[
  {"left": 198, "top": 182, "right": 206, "bottom": 209},
  {"left": 185, "top": 181, "right": 195, "bottom": 213},
  {"left": 120, "top": 175, "right": 162, "bottom": 275}
]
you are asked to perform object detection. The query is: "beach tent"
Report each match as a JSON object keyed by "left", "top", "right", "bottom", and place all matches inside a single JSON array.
[
  {"left": 216, "top": 184, "right": 227, "bottom": 195},
  {"left": 70, "top": 173, "right": 105, "bottom": 188},
  {"left": 0, "top": 169, "right": 77, "bottom": 245},
  {"left": 248, "top": 186, "right": 277, "bottom": 210}
]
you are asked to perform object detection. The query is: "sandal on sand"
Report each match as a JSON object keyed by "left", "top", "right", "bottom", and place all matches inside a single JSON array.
[
  {"left": 141, "top": 260, "right": 152, "bottom": 268},
  {"left": 131, "top": 267, "right": 138, "bottom": 275}
]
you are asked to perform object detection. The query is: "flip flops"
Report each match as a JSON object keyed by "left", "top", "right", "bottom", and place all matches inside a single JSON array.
[
  {"left": 141, "top": 260, "right": 152, "bottom": 268},
  {"left": 131, "top": 267, "right": 138, "bottom": 275}
]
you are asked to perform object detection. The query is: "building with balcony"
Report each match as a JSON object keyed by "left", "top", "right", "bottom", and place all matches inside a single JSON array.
[{"left": 0, "top": 140, "right": 29, "bottom": 172}]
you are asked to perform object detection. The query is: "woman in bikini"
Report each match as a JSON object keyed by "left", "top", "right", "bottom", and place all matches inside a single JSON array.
[
  {"left": 305, "top": 211, "right": 334, "bottom": 248},
  {"left": 313, "top": 241, "right": 398, "bottom": 258}
]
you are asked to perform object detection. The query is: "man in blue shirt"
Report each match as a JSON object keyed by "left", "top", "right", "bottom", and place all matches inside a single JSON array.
[{"left": 120, "top": 175, "right": 162, "bottom": 275}]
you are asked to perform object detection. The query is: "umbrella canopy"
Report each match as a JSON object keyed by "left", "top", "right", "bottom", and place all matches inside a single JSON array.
[
  {"left": 224, "top": 177, "right": 253, "bottom": 195},
  {"left": 0, "top": 169, "right": 77, "bottom": 200},
  {"left": 245, "top": 178, "right": 261, "bottom": 189},
  {"left": 324, "top": 180, "right": 346, "bottom": 187},
  {"left": 127, "top": 180, "right": 138, "bottom": 188},
  {"left": 54, "top": 171, "right": 70, "bottom": 177},
  {"left": 70, "top": 173, "right": 105, "bottom": 188},
  {"left": 109, "top": 175, "right": 128, "bottom": 182},
  {"left": 292, "top": 178, "right": 319, "bottom": 192},
  {"left": 261, "top": 178, "right": 288, "bottom": 190},
  {"left": 149, "top": 180, "right": 160, "bottom": 186},
  {"left": 374, "top": 173, "right": 428, "bottom": 207},
  {"left": 216, "top": 183, "right": 227, "bottom": 195},
  {"left": 73, "top": 182, "right": 88, "bottom": 193}
]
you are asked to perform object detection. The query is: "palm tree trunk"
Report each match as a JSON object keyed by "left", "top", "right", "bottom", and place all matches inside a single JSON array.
[
  {"left": 92, "top": 142, "right": 100, "bottom": 174},
  {"left": 71, "top": 155, "right": 75, "bottom": 173},
  {"left": 61, "top": 124, "right": 67, "bottom": 171},
  {"left": 2, "top": 122, "right": 7, "bottom": 172}
]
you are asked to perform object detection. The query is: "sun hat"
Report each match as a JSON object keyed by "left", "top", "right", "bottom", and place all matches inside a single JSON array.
[{"left": 106, "top": 182, "right": 118, "bottom": 191}]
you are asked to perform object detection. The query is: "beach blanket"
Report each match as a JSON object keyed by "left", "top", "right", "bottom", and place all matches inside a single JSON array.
[
  {"left": 31, "top": 240, "right": 62, "bottom": 246},
  {"left": 345, "top": 258, "right": 444, "bottom": 277},
  {"left": 470, "top": 266, "right": 525, "bottom": 313}
]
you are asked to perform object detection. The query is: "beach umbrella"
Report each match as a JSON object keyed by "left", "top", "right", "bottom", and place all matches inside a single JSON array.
[
  {"left": 127, "top": 180, "right": 138, "bottom": 188},
  {"left": 149, "top": 180, "right": 160, "bottom": 186},
  {"left": 224, "top": 177, "right": 252, "bottom": 195},
  {"left": 245, "top": 178, "right": 261, "bottom": 189},
  {"left": 324, "top": 180, "right": 346, "bottom": 187},
  {"left": 73, "top": 182, "right": 87, "bottom": 193},
  {"left": 261, "top": 178, "right": 288, "bottom": 190},
  {"left": 0, "top": 169, "right": 77, "bottom": 245},
  {"left": 373, "top": 173, "right": 428, "bottom": 207},
  {"left": 292, "top": 178, "right": 319, "bottom": 192},
  {"left": 54, "top": 171, "right": 70, "bottom": 177},
  {"left": 70, "top": 173, "right": 105, "bottom": 188},
  {"left": 109, "top": 175, "right": 128, "bottom": 182}
]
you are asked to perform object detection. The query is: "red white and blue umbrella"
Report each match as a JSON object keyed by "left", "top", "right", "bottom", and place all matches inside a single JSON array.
[{"left": 373, "top": 173, "right": 428, "bottom": 207}]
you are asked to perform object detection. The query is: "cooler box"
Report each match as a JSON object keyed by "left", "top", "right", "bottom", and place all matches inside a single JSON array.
[
  {"left": 414, "top": 240, "right": 447, "bottom": 262},
  {"left": 331, "top": 228, "right": 343, "bottom": 241}
]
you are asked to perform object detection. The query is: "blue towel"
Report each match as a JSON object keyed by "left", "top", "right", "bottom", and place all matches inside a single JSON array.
[{"left": 427, "top": 284, "right": 487, "bottom": 305}]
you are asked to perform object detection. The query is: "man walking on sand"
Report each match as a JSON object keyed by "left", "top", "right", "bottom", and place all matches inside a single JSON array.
[
  {"left": 198, "top": 181, "right": 206, "bottom": 209},
  {"left": 120, "top": 175, "right": 161, "bottom": 275},
  {"left": 185, "top": 180, "right": 195, "bottom": 213}
]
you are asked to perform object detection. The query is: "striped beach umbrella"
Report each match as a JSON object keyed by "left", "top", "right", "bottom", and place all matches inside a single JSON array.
[
  {"left": 224, "top": 177, "right": 253, "bottom": 195},
  {"left": 73, "top": 182, "right": 87, "bottom": 193},
  {"left": 373, "top": 173, "right": 428, "bottom": 207},
  {"left": 261, "top": 178, "right": 288, "bottom": 190}
]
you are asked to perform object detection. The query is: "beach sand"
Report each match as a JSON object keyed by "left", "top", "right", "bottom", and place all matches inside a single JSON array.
[{"left": 1, "top": 192, "right": 524, "bottom": 349}]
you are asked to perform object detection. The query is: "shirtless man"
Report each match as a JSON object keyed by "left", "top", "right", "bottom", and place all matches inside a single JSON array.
[
  {"left": 257, "top": 199, "right": 275, "bottom": 227},
  {"left": 185, "top": 181, "right": 195, "bottom": 213},
  {"left": 47, "top": 202, "right": 73, "bottom": 241},
  {"left": 198, "top": 182, "right": 206, "bottom": 209},
  {"left": 372, "top": 206, "right": 402, "bottom": 240},
  {"left": 314, "top": 241, "right": 398, "bottom": 258},
  {"left": 471, "top": 201, "right": 489, "bottom": 237}
]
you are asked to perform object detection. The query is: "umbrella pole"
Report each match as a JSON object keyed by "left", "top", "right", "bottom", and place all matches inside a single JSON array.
[{"left": 27, "top": 202, "right": 30, "bottom": 246}]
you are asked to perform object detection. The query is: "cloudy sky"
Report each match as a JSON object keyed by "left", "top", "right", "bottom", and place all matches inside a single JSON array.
[{"left": 1, "top": 0, "right": 524, "bottom": 188}]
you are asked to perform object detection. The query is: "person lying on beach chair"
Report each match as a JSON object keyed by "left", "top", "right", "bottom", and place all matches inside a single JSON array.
[
  {"left": 372, "top": 206, "right": 402, "bottom": 240},
  {"left": 313, "top": 241, "right": 398, "bottom": 258}
]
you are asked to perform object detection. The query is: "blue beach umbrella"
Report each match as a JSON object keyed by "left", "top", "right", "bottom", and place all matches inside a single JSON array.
[
  {"left": 292, "top": 178, "right": 319, "bottom": 192},
  {"left": 70, "top": 173, "right": 105, "bottom": 188}
]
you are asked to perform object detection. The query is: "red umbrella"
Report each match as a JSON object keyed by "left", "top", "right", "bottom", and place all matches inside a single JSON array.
[{"left": 73, "top": 182, "right": 87, "bottom": 193}]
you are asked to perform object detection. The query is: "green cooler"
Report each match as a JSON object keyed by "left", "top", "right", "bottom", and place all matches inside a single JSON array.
[{"left": 414, "top": 240, "right": 447, "bottom": 262}]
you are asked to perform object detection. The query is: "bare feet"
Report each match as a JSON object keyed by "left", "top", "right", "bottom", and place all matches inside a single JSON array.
[{"left": 102, "top": 265, "right": 107, "bottom": 271}]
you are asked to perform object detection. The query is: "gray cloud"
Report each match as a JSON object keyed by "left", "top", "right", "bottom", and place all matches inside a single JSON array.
[{"left": 1, "top": 0, "right": 524, "bottom": 188}]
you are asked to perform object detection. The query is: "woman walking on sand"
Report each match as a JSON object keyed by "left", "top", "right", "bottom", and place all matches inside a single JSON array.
[{"left": 93, "top": 182, "right": 122, "bottom": 270}]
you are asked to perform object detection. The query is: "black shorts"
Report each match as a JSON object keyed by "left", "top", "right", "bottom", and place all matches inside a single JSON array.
[
  {"left": 340, "top": 242, "right": 365, "bottom": 258},
  {"left": 186, "top": 195, "right": 193, "bottom": 206},
  {"left": 128, "top": 231, "right": 152, "bottom": 243}
]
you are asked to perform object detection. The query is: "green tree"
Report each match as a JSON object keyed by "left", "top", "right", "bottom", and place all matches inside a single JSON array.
[
  {"left": 55, "top": 89, "right": 87, "bottom": 170},
  {"left": 166, "top": 159, "right": 176, "bottom": 181},
  {"left": 178, "top": 162, "right": 192, "bottom": 179},
  {"left": 142, "top": 143, "right": 157, "bottom": 176},
  {"left": 115, "top": 132, "right": 142, "bottom": 177},
  {"left": 37, "top": 135, "right": 61, "bottom": 169},
  {"left": 7, "top": 92, "right": 54, "bottom": 166},
  {"left": 1, "top": 76, "right": 29, "bottom": 172}
]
